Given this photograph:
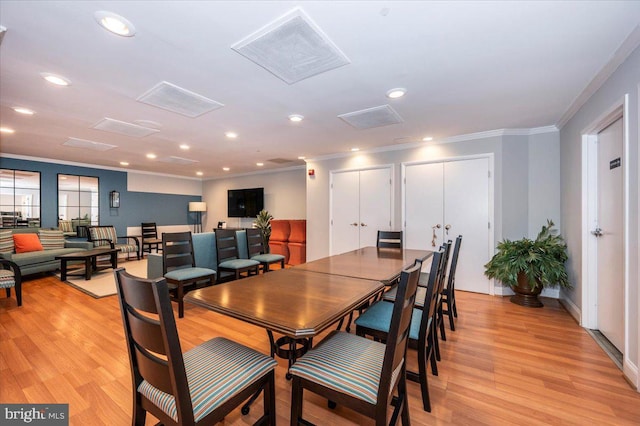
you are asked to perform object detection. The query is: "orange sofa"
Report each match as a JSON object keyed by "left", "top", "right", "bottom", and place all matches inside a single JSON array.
[{"left": 269, "top": 219, "right": 306, "bottom": 266}]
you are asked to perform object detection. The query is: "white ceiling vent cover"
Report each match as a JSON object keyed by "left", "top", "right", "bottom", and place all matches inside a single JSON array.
[
  {"left": 157, "top": 156, "right": 199, "bottom": 165},
  {"left": 338, "top": 105, "right": 404, "bottom": 130},
  {"left": 231, "top": 7, "right": 350, "bottom": 84},
  {"left": 137, "top": 81, "right": 224, "bottom": 118},
  {"left": 93, "top": 118, "right": 160, "bottom": 137},
  {"left": 63, "top": 137, "right": 117, "bottom": 151}
]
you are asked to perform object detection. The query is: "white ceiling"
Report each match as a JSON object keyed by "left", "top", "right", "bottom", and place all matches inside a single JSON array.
[{"left": 1, "top": 1, "right": 639, "bottom": 178}]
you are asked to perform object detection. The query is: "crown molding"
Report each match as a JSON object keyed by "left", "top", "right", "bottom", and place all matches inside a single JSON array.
[{"left": 203, "top": 165, "right": 306, "bottom": 181}]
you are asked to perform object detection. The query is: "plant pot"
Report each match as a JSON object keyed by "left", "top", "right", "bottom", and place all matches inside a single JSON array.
[{"left": 510, "top": 272, "right": 543, "bottom": 308}]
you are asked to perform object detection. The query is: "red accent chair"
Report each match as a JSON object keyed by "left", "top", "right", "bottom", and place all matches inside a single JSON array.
[
  {"left": 288, "top": 220, "right": 306, "bottom": 266},
  {"left": 269, "top": 220, "right": 290, "bottom": 265}
]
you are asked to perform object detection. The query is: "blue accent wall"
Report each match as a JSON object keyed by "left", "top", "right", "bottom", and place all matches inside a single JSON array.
[{"left": 0, "top": 157, "right": 201, "bottom": 236}]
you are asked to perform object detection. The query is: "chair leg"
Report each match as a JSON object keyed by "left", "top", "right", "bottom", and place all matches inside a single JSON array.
[
  {"left": 177, "top": 283, "right": 184, "bottom": 318},
  {"left": 428, "top": 330, "right": 439, "bottom": 376},
  {"left": 418, "top": 345, "right": 431, "bottom": 412},
  {"left": 133, "top": 395, "right": 146, "bottom": 426},
  {"left": 15, "top": 281, "right": 22, "bottom": 307},
  {"left": 452, "top": 294, "right": 458, "bottom": 318},
  {"left": 264, "top": 371, "right": 276, "bottom": 426},
  {"left": 438, "top": 304, "right": 447, "bottom": 342},
  {"left": 290, "top": 377, "right": 303, "bottom": 426}
]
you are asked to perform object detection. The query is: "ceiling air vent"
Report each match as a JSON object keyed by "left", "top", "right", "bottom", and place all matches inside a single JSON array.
[
  {"left": 157, "top": 156, "right": 199, "bottom": 165},
  {"left": 93, "top": 118, "right": 159, "bottom": 137},
  {"left": 63, "top": 137, "right": 117, "bottom": 151},
  {"left": 338, "top": 105, "right": 404, "bottom": 130},
  {"left": 232, "top": 7, "right": 350, "bottom": 84},
  {"left": 137, "top": 81, "right": 224, "bottom": 118}
]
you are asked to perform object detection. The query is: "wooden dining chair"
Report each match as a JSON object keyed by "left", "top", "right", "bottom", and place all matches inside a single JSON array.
[
  {"left": 377, "top": 230, "right": 403, "bottom": 248},
  {"left": 440, "top": 235, "right": 463, "bottom": 331},
  {"left": 114, "top": 268, "right": 277, "bottom": 426},
  {"left": 289, "top": 261, "right": 421, "bottom": 426},
  {"left": 355, "top": 249, "right": 446, "bottom": 412},
  {"left": 245, "top": 228, "right": 285, "bottom": 272},
  {"left": 141, "top": 222, "right": 162, "bottom": 255},
  {"left": 215, "top": 229, "right": 260, "bottom": 282},
  {"left": 162, "top": 232, "right": 216, "bottom": 318}
]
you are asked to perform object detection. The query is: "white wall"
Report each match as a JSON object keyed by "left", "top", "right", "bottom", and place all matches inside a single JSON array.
[
  {"left": 127, "top": 171, "right": 202, "bottom": 195},
  {"left": 528, "top": 131, "right": 561, "bottom": 236},
  {"left": 201, "top": 168, "right": 306, "bottom": 231}
]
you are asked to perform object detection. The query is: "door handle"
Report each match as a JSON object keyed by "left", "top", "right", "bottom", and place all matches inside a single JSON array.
[
  {"left": 360, "top": 223, "right": 368, "bottom": 227},
  {"left": 445, "top": 224, "right": 451, "bottom": 235},
  {"left": 591, "top": 227, "right": 603, "bottom": 237},
  {"left": 431, "top": 224, "right": 441, "bottom": 247},
  {"left": 350, "top": 223, "right": 358, "bottom": 226}
]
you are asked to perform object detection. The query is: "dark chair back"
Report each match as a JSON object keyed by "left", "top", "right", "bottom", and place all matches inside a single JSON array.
[
  {"left": 162, "top": 232, "right": 196, "bottom": 274},
  {"left": 215, "top": 229, "right": 241, "bottom": 263},
  {"left": 246, "top": 228, "right": 266, "bottom": 257},
  {"left": 141, "top": 222, "right": 159, "bottom": 240},
  {"left": 446, "top": 235, "right": 463, "bottom": 292},
  {"left": 377, "top": 230, "right": 403, "bottom": 248}
]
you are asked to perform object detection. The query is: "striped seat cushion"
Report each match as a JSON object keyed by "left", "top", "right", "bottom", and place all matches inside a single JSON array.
[
  {"left": 289, "top": 331, "right": 394, "bottom": 404},
  {"left": 218, "top": 259, "right": 260, "bottom": 270},
  {"left": 0, "top": 230, "right": 14, "bottom": 253},
  {"left": 38, "top": 230, "right": 65, "bottom": 250},
  {"left": 138, "top": 337, "right": 276, "bottom": 423},
  {"left": 355, "top": 301, "right": 424, "bottom": 342},
  {"left": 382, "top": 286, "right": 427, "bottom": 308},
  {"left": 115, "top": 243, "right": 138, "bottom": 254},
  {"left": 0, "top": 269, "right": 16, "bottom": 289}
]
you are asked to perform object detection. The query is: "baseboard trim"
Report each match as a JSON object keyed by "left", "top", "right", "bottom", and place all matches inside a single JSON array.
[
  {"left": 623, "top": 357, "right": 639, "bottom": 391},
  {"left": 559, "top": 294, "right": 581, "bottom": 325}
]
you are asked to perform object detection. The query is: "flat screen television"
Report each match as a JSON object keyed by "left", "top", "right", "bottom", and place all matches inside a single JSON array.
[{"left": 227, "top": 187, "right": 264, "bottom": 218}]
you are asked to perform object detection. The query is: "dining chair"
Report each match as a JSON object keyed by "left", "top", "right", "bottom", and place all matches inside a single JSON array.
[
  {"left": 162, "top": 232, "right": 216, "bottom": 318},
  {"left": 0, "top": 259, "right": 22, "bottom": 306},
  {"left": 88, "top": 225, "right": 140, "bottom": 260},
  {"left": 114, "top": 268, "right": 277, "bottom": 426},
  {"left": 355, "top": 249, "right": 446, "bottom": 412},
  {"left": 377, "top": 230, "right": 403, "bottom": 248},
  {"left": 245, "top": 228, "right": 285, "bottom": 272},
  {"left": 141, "top": 222, "right": 162, "bottom": 255},
  {"left": 215, "top": 229, "right": 260, "bottom": 283},
  {"left": 289, "top": 261, "right": 421, "bottom": 426},
  {"left": 440, "top": 235, "right": 463, "bottom": 331}
]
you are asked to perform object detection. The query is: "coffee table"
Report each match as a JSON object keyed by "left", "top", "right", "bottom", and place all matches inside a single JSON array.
[{"left": 56, "top": 247, "right": 120, "bottom": 280}]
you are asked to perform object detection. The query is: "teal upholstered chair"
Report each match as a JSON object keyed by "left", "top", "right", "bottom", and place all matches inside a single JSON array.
[
  {"left": 215, "top": 229, "right": 260, "bottom": 283},
  {"left": 245, "top": 228, "right": 285, "bottom": 272},
  {"left": 114, "top": 268, "right": 277, "bottom": 426},
  {"left": 162, "top": 232, "right": 216, "bottom": 318},
  {"left": 355, "top": 250, "right": 446, "bottom": 412},
  {"left": 0, "top": 259, "right": 22, "bottom": 306},
  {"left": 289, "top": 261, "right": 421, "bottom": 425}
]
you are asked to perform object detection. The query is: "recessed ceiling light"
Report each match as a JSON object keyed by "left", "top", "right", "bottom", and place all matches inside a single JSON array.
[
  {"left": 0, "top": 127, "right": 15, "bottom": 134},
  {"left": 223, "top": 167, "right": 230, "bottom": 171},
  {"left": 13, "top": 107, "right": 35, "bottom": 115},
  {"left": 120, "top": 161, "right": 129, "bottom": 166},
  {"left": 386, "top": 88, "right": 406, "bottom": 99},
  {"left": 196, "top": 171, "right": 203, "bottom": 176},
  {"left": 179, "top": 144, "right": 190, "bottom": 150},
  {"left": 298, "top": 156, "right": 306, "bottom": 160},
  {"left": 422, "top": 136, "right": 433, "bottom": 141},
  {"left": 94, "top": 11, "right": 136, "bottom": 37},
  {"left": 146, "top": 153, "right": 156, "bottom": 159},
  {"left": 256, "top": 162, "right": 264, "bottom": 167},
  {"left": 41, "top": 73, "right": 71, "bottom": 86},
  {"left": 288, "top": 114, "right": 304, "bottom": 122},
  {"left": 351, "top": 147, "right": 360, "bottom": 152},
  {"left": 225, "top": 132, "right": 238, "bottom": 139}
]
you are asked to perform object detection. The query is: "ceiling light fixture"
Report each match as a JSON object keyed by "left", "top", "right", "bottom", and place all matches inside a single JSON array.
[
  {"left": 350, "top": 147, "right": 360, "bottom": 152},
  {"left": 298, "top": 156, "right": 306, "bottom": 160},
  {"left": 0, "top": 127, "right": 15, "bottom": 134},
  {"left": 288, "top": 114, "right": 304, "bottom": 122},
  {"left": 13, "top": 107, "right": 35, "bottom": 115},
  {"left": 196, "top": 171, "right": 203, "bottom": 176},
  {"left": 422, "top": 136, "right": 433, "bottom": 141},
  {"left": 94, "top": 11, "right": 136, "bottom": 37},
  {"left": 120, "top": 161, "right": 129, "bottom": 166},
  {"left": 179, "top": 144, "right": 190, "bottom": 150},
  {"left": 41, "top": 73, "right": 71, "bottom": 86},
  {"left": 225, "top": 132, "right": 238, "bottom": 138},
  {"left": 222, "top": 167, "right": 230, "bottom": 171},
  {"left": 146, "top": 153, "right": 156, "bottom": 159},
  {"left": 256, "top": 162, "right": 264, "bottom": 167},
  {"left": 386, "top": 88, "right": 406, "bottom": 99}
]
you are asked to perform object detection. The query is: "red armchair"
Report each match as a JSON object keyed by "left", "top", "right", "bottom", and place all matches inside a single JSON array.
[{"left": 268, "top": 219, "right": 306, "bottom": 266}]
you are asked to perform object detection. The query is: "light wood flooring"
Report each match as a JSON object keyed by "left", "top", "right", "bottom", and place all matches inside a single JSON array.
[{"left": 1, "top": 272, "right": 639, "bottom": 425}]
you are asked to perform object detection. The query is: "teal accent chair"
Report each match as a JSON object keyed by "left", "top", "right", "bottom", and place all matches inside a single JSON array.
[
  {"left": 246, "top": 228, "right": 285, "bottom": 272},
  {"left": 355, "top": 250, "right": 446, "bottom": 412},
  {"left": 114, "top": 268, "right": 277, "bottom": 426},
  {"left": 215, "top": 229, "right": 260, "bottom": 283},
  {"left": 289, "top": 261, "right": 421, "bottom": 425},
  {"left": 162, "top": 232, "right": 216, "bottom": 318}
]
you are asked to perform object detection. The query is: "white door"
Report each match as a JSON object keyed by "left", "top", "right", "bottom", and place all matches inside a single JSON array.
[
  {"left": 404, "top": 158, "right": 491, "bottom": 294},
  {"left": 596, "top": 118, "right": 624, "bottom": 351},
  {"left": 331, "top": 167, "right": 392, "bottom": 254}
]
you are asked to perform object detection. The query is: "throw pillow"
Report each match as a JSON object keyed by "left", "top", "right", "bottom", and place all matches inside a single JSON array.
[
  {"left": 38, "top": 229, "right": 65, "bottom": 249},
  {"left": 13, "top": 233, "right": 44, "bottom": 253},
  {"left": 0, "top": 229, "right": 14, "bottom": 253}
]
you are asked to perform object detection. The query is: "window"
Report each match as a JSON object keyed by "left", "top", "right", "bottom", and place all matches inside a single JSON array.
[
  {"left": 58, "top": 175, "right": 99, "bottom": 233},
  {"left": 0, "top": 169, "right": 41, "bottom": 228}
]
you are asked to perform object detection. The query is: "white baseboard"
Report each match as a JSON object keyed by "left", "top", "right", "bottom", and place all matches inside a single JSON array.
[
  {"left": 559, "top": 294, "right": 582, "bottom": 325},
  {"left": 623, "top": 356, "right": 639, "bottom": 391}
]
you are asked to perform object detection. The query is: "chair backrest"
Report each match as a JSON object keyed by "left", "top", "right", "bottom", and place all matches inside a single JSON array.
[
  {"left": 418, "top": 249, "right": 446, "bottom": 344},
  {"left": 245, "top": 228, "right": 266, "bottom": 257},
  {"left": 59, "top": 220, "right": 73, "bottom": 233},
  {"left": 215, "top": 229, "right": 241, "bottom": 263},
  {"left": 377, "top": 230, "right": 403, "bottom": 248},
  {"left": 114, "top": 268, "right": 194, "bottom": 424},
  {"left": 88, "top": 226, "right": 117, "bottom": 246},
  {"left": 162, "top": 232, "right": 196, "bottom": 274},
  {"left": 141, "top": 222, "right": 159, "bottom": 240},
  {"left": 446, "top": 235, "right": 463, "bottom": 291},
  {"left": 376, "top": 259, "right": 421, "bottom": 407}
]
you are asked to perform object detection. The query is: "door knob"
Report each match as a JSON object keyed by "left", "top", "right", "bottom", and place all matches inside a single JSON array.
[
  {"left": 591, "top": 227, "right": 603, "bottom": 237},
  {"left": 350, "top": 223, "right": 358, "bottom": 226},
  {"left": 445, "top": 224, "right": 451, "bottom": 235},
  {"left": 360, "top": 223, "right": 368, "bottom": 227}
]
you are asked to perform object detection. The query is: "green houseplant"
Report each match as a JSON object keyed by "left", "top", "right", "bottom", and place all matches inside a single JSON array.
[
  {"left": 254, "top": 209, "right": 273, "bottom": 252},
  {"left": 484, "top": 220, "right": 570, "bottom": 307}
]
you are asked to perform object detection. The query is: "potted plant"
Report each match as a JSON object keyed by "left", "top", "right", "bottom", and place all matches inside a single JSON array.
[
  {"left": 255, "top": 209, "right": 273, "bottom": 252},
  {"left": 484, "top": 220, "right": 571, "bottom": 307}
]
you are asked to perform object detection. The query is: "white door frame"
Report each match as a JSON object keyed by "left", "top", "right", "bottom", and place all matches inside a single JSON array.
[
  {"left": 581, "top": 94, "right": 635, "bottom": 384},
  {"left": 401, "top": 153, "right": 495, "bottom": 295}
]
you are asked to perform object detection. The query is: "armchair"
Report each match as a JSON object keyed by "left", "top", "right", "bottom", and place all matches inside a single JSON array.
[
  {"left": 0, "top": 259, "right": 22, "bottom": 306},
  {"left": 88, "top": 226, "right": 140, "bottom": 260}
]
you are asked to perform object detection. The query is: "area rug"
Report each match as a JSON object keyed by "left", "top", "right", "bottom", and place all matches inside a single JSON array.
[{"left": 57, "top": 258, "right": 148, "bottom": 298}]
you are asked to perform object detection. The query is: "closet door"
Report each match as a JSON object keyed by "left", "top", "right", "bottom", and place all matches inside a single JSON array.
[
  {"left": 359, "top": 168, "right": 392, "bottom": 248},
  {"left": 331, "top": 171, "right": 360, "bottom": 255},
  {"left": 404, "top": 163, "right": 444, "bottom": 250}
]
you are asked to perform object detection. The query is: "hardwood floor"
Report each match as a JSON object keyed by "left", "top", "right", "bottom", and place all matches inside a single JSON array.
[{"left": 1, "top": 273, "right": 639, "bottom": 425}]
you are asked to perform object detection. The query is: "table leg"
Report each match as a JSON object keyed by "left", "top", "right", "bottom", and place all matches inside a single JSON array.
[
  {"left": 60, "top": 259, "right": 67, "bottom": 281},
  {"left": 85, "top": 258, "right": 92, "bottom": 280},
  {"left": 111, "top": 251, "right": 118, "bottom": 269}
]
